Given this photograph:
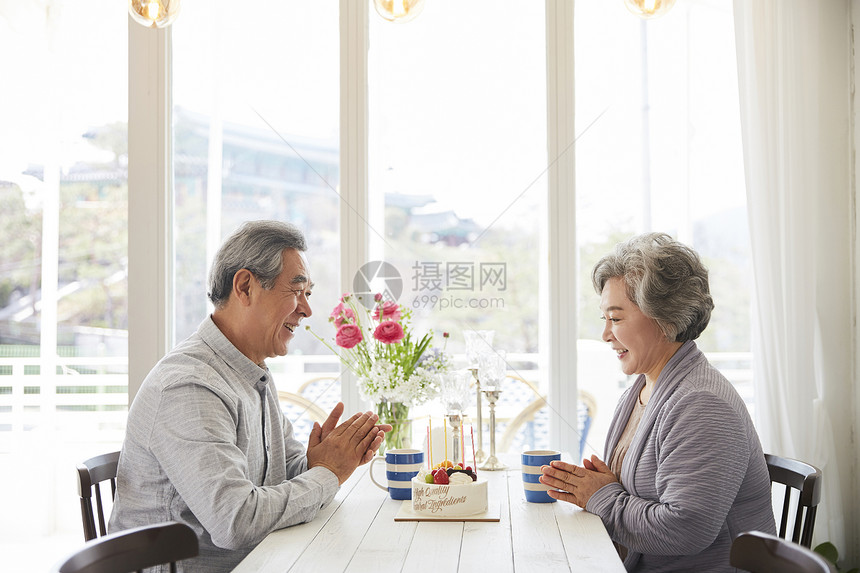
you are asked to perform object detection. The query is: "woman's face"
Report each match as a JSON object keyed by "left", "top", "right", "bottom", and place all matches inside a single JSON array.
[{"left": 599, "top": 276, "right": 680, "bottom": 383}]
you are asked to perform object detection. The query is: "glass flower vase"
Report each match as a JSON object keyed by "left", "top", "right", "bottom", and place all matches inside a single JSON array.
[{"left": 376, "top": 400, "right": 411, "bottom": 455}]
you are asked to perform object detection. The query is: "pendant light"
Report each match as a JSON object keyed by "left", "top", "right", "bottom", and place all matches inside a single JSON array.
[
  {"left": 128, "top": 0, "right": 181, "bottom": 28},
  {"left": 373, "top": 0, "right": 425, "bottom": 24},
  {"left": 623, "top": 0, "right": 676, "bottom": 19}
]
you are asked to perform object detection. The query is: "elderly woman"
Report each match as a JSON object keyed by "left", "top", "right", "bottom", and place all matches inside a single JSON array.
[{"left": 540, "top": 233, "right": 775, "bottom": 572}]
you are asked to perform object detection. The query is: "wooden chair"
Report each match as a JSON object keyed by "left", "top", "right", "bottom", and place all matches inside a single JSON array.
[
  {"left": 765, "top": 453, "right": 822, "bottom": 548},
  {"left": 297, "top": 375, "right": 340, "bottom": 412},
  {"left": 497, "top": 375, "right": 596, "bottom": 459},
  {"left": 77, "top": 451, "right": 121, "bottom": 541},
  {"left": 52, "top": 521, "right": 199, "bottom": 573},
  {"left": 277, "top": 390, "right": 328, "bottom": 424},
  {"left": 730, "top": 530, "right": 834, "bottom": 573}
]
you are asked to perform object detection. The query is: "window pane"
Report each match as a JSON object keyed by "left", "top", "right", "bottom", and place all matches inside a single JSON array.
[
  {"left": 0, "top": 0, "right": 128, "bottom": 561},
  {"left": 172, "top": 0, "right": 341, "bottom": 441},
  {"left": 368, "top": 1, "right": 548, "bottom": 453},
  {"left": 575, "top": 2, "right": 753, "bottom": 452}
]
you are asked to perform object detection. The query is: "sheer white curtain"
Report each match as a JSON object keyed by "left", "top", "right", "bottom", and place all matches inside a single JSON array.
[{"left": 733, "top": 0, "right": 851, "bottom": 550}]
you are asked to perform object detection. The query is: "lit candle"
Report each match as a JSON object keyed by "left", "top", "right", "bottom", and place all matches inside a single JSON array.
[
  {"left": 428, "top": 417, "right": 433, "bottom": 468},
  {"left": 444, "top": 421, "right": 448, "bottom": 463},
  {"left": 460, "top": 424, "right": 465, "bottom": 467},
  {"left": 470, "top": 426, "right": 477, "bottom": 471}
]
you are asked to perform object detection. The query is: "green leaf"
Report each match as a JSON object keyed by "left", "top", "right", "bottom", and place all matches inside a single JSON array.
[{"left": 814, "top": 542, "right": 839, "bottom": 565}]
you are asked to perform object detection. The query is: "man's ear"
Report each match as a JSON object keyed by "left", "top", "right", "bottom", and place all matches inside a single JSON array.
[{"left": 232, "top": 269, "right": 254, "bottom": 306}]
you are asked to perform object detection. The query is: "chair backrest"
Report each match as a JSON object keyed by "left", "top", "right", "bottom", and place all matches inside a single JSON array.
[
  {"left": 498, "top": 387, "right": 595, "bottom": 459},
  {"left": 278, "top": 390, "right": 328, "bottom": 423},
  {"left": 578, "top": 390, "right": 597, "bottom": 458},
  {"left": 765, "top": 453, "right": 822, "bottom": 547},
  {"left": 297, "top": 375, "right": 340, "bottom": 412},
  {"left": 53, "top": 521, "right": 199, "bottom": 573},
  {"left": 730, "top": 530, "right": 834, "bottom": 573},
  {"left": 77, "top": 451, "right": 121, "bottom": 541}
]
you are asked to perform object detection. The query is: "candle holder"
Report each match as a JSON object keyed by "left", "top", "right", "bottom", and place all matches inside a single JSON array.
[
  {"left": 479, "top": 388, "right": 507, "bottom": 471},
  {"left": 438, "top": 369, "right": 471, "bottom": 466},
  {"left": 464, "top": 330, "right": 494, "bottom": 464},
  {"left": 446, "top": 412, "right": 462, "bottom": 466},
  {"left": 469, "top": 367, "right": 486, "bottom": 463}
]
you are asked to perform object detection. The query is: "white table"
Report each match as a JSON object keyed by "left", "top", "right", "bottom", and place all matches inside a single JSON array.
[{"left": 233, "top": 454, "right": 625, "bottom": 573}]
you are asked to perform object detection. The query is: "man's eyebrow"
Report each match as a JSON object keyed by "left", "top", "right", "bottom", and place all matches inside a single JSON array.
[
  {"left": 602, "top": 305, "right": 624, "bottom": 312},
  {"left": 291, "top": 274, "right": 314, "bottom": 289}
]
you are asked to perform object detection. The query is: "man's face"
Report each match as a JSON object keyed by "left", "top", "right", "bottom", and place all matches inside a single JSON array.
[{"left": 248, "top": 249, "right": 313, "bottom": 363}]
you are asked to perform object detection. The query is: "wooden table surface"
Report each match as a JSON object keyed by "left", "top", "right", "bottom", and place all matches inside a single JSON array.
[{"left": 233, "top": 453, "right": 625, "bottom": 573}]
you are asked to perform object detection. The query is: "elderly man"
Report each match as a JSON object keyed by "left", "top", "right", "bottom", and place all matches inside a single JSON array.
[{"left": 109, "top": 221, "right": 389, "bottom": 572}]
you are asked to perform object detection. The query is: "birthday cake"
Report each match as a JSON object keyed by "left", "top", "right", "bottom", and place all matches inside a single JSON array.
[{"left": 411, "top": 464, "right": 488, "bottom": 517}]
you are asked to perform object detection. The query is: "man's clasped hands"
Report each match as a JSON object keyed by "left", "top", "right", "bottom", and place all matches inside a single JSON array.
[{"left": 307, "top": 402, "right": 392, "bottom": 484}]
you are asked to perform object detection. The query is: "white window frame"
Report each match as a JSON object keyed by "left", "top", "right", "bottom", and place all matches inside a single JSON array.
[
  {"left": 127, "top": 1, "right": 580, "bottom": 453},
  {"left": 128, "top": 19, "right": 172, "bottom": 399}
]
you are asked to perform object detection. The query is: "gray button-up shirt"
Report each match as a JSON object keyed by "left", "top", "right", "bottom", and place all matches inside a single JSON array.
[{"left": 109, "top": 317, "right": 339, "bottom": 572}]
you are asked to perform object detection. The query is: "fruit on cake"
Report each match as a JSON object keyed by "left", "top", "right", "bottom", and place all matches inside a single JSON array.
[{"left": 411, "top": 461, "right": 488, "bottom": 517}]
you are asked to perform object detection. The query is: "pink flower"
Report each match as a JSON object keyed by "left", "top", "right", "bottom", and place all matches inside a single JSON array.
[
  {"left": 329, "top": 303, "right": 355, "bottom": 327},
  {"left": 335, "top": 324, "right": 363, "bottom": 349},
  {"left": 372, "top": 300, "right": 402, "bottom": 322},
  {"left": 373, "top": 321, "right": 405, "bottom": 344},
  {"left": 374, "top": 293, "right": 383, "bottom": 302}
]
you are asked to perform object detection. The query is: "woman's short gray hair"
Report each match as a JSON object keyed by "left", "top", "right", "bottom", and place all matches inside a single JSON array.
[
  {"left": 591, "top": 232, "right": 714, "bottom": 342},
  {"left": 207, "top": 220, "right": 308, "bottom": 309}
]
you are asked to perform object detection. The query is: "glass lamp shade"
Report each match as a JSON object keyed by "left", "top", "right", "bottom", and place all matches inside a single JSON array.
[
  {"left": 478, "top": 351, "right": 506, "bottom": 390},
  {"left": 623, "top": 0, "right": 676, "bottom": 19},
  {"left": 439, "top": 370, "right": 472, "bottom": 413},
  {"left": 128, "top": 0, "right": 181, "bottom": 28},
  {"left": 464, "top": 330, "right": 494, "bottom": 368},
  {"left": 373, "top": 0, "right": 425, "bottom": 23}
]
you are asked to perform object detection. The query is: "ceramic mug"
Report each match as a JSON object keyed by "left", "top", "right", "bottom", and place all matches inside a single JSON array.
[
  {"left": 521, "top": 449, "right": 561, "bottom": 503},
  {"left": 369, "top": 448, "right": 424, "bottom": 500}
]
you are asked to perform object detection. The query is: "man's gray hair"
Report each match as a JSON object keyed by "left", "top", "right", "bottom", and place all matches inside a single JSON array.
[
  {"left": 591, "top": 232, "right": 714, "bottom": 342},
  {"left": 207, "top": 220, "right": 308, "bottom": 309}
]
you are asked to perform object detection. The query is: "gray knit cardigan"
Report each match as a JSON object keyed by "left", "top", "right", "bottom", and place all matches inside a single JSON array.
[{"left": 585, "top": 341, "right": 776, "bottom": 572}]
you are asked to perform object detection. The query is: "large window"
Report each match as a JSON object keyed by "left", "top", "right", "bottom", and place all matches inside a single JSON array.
[
  {"left": 368, "top": 1, "right": 549, "bottom": 451},
  {"left": 0, "top": 0, "right": 129, "bottom": 563},
  {"left": 171, "top": 0, "right": 341, "bottom": 441},
  {"left": 575, "top": 1, "right": 752, "bottom": 453},
  {"left": 1, "top": 3, "right": 756, "bottom": 567}
]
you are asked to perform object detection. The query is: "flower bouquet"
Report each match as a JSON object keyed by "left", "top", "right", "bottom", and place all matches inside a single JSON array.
[{"left": 307, "top": 293, "right": 451, "bottom": 452}]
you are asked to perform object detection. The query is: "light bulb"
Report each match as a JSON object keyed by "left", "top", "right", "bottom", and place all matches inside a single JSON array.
[
  {"left": 623, "top": 0, "right": 676, "bottom": 19},
  {"left": 373, "top": 0, "right": 425, "bottom": 23},
  {"left": 128, "top": 0, "right": 181, "bottom": 28}
]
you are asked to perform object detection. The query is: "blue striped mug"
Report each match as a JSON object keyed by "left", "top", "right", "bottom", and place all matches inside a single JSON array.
[
  {"left": 369, "top": 448, "right": 424, "bottom": 500},
  {"left": 522, "top": 450, "right": 561, "bottom": 503}
]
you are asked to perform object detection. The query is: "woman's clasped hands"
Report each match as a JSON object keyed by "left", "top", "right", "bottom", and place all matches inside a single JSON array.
[{"left": 539, "top": 455, "right": 618, "bottom": 508}]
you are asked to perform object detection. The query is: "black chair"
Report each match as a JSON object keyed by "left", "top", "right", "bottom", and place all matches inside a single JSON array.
[
  {"left": 77, "top": 451, "right": 121, "bottom": 541},
  {"left": 765, "top": 453, "right": 822, "bottom": 547},
  {"left": 52, "top": 521, "right": 199, "bottom": 573},
  {"left": 731, "top": 530, "right": 834, "bottom": 573}
]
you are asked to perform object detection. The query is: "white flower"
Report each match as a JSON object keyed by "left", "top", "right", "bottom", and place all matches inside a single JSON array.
[{"left": 357, "top": 360, "right": 440, "bottom": 405}]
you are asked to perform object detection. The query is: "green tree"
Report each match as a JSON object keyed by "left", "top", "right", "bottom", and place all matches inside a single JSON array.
[{"left": 0, "top": 183, "right": 41, "bottom": 311}]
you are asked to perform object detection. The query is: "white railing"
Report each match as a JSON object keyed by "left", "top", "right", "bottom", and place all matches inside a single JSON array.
[{"left": 0, "top": 349, "right": 753, "bottom": 451}]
